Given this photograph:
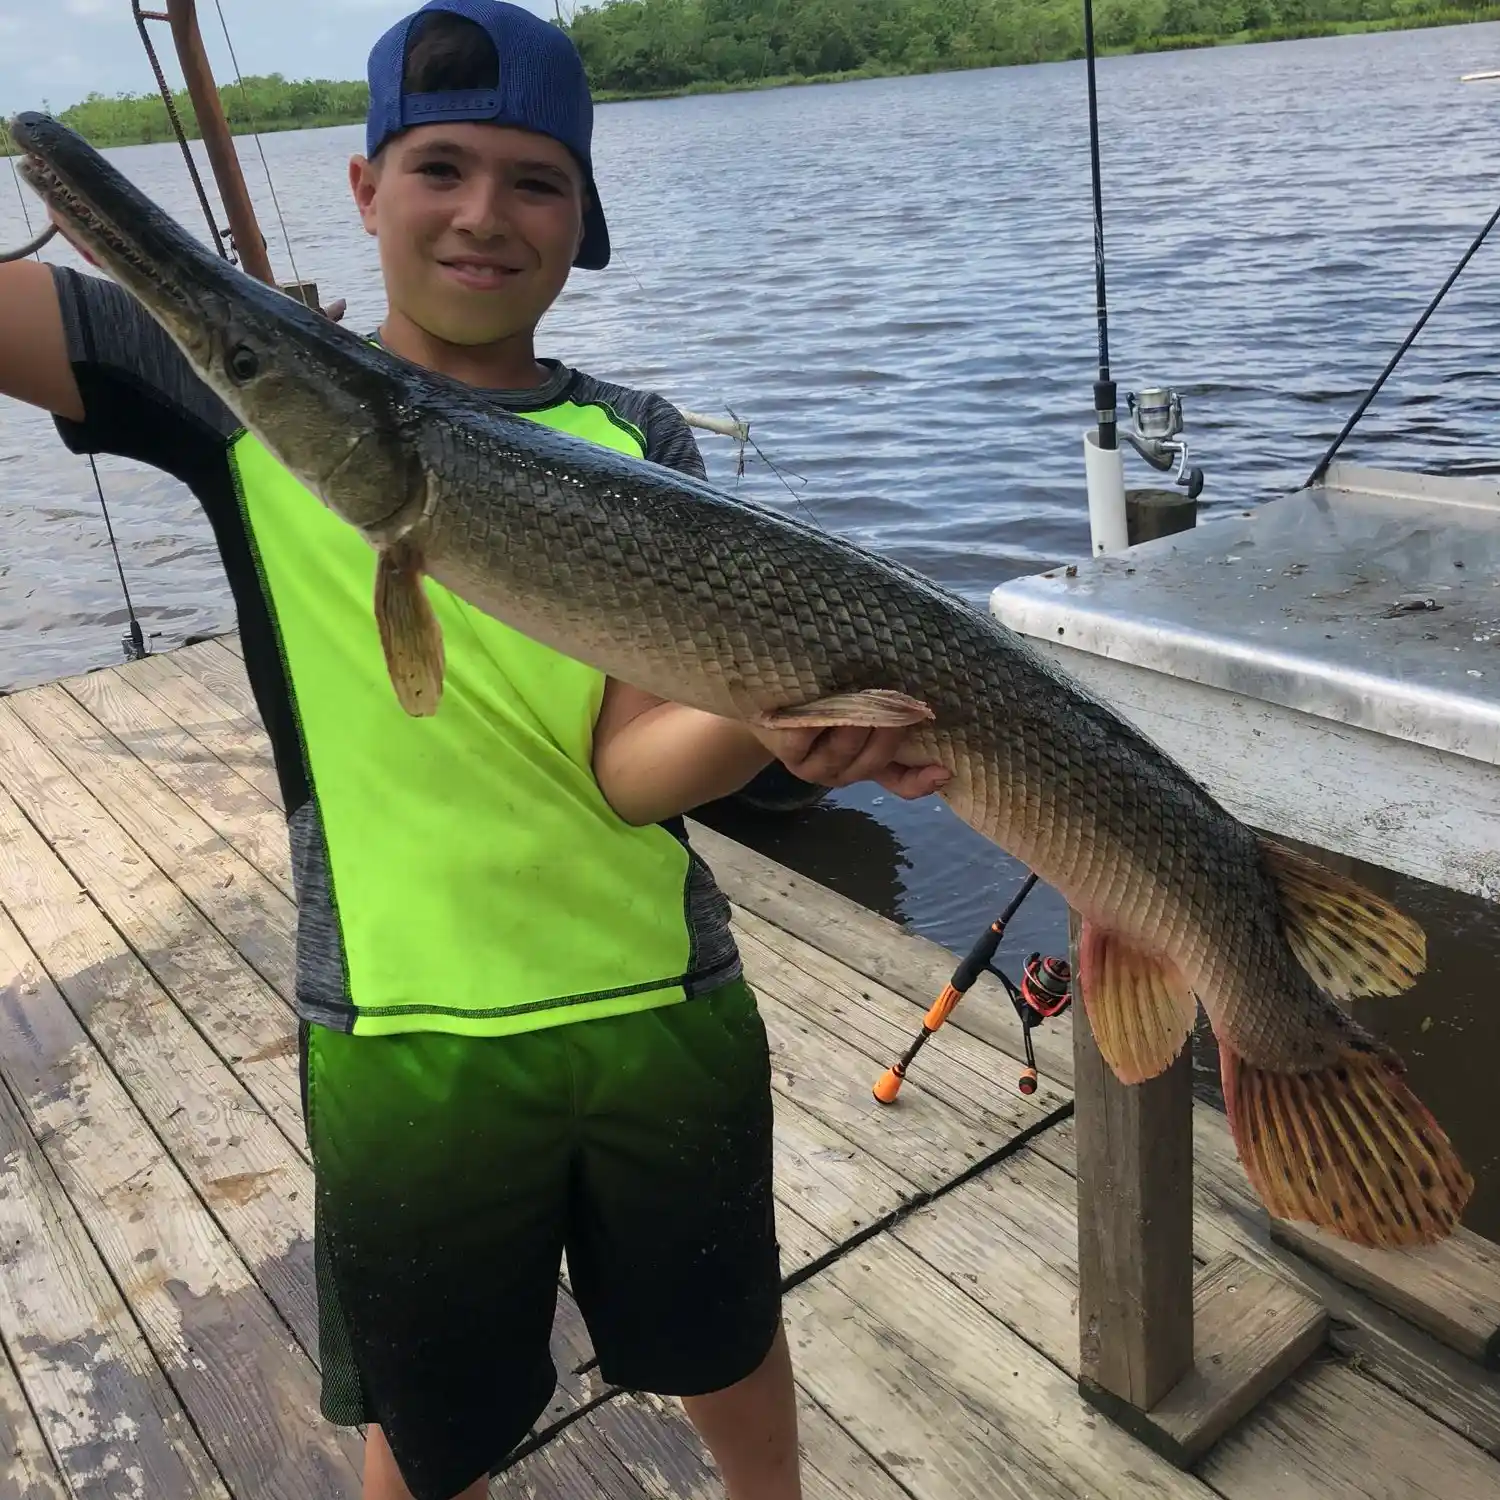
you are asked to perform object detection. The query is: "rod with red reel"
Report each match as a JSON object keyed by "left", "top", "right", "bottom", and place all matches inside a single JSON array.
[{"left": 873, "top": 871, "right": 1072, "bottom": 1103}]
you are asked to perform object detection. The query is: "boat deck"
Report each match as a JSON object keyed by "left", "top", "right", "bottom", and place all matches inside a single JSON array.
[{"left": 1, "top": 635, "right": 1498, "bottom": 1499}]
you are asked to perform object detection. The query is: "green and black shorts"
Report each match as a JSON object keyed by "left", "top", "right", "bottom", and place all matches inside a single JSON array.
[{"left": 299, "top": 978, "right": 783, "bottom": 1500}]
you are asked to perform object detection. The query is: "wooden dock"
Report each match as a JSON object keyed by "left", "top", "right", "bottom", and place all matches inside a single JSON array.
[{"left": 1, "top": 634, "right": 1498, "bottom": 1499}]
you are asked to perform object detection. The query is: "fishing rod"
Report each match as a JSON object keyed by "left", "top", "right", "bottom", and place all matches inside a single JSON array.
[
  {"left": 1082, "top": 0, "right": 1114, "bottom": 459},
  {"left": 1304, "top": 190, "right": 1500, "bottom": 489},
  {"left": 1077, "top": 0, "right": 1203, "bottom": 554},
  {"left": 872, "top": 872, "right": 1072, "bottom": 1104}
]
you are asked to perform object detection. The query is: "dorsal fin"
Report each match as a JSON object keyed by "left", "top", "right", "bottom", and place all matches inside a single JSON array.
[{"left": 1258, "top": 837, "right": 1426, "bottom": 1001}]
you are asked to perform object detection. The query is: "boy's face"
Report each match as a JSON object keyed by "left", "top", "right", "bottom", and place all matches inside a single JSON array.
[{"left": 350, "top": 121, "right": 587, "bottom": 349}]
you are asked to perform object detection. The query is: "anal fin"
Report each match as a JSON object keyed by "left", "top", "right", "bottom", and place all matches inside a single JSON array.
[
  {"left": 1077, "top": 922, "right": 1198, "bottom": 1084},
  {"left": 752, "top": 689, "right": 934, "bottom": 730},
  {"left": 374, "top": 539, "right": 445, "bottom": 717},
  {"left": 1259, "top": 837, "right": 1426, "bottom": 1000}
]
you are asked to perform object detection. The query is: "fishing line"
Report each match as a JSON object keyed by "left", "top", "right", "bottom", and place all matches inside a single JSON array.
[
  {"left": 1304, "top": 192, "right": 1500, "bottom": 489},
  {"left": 3, "top": 121, "right": 149, "bottom": 662},
  {"left": 607, "top": 244, "right": 824, "bottom": 528},
  {"left": 210, "top": 0, "right": 304, "bottom": 286}
]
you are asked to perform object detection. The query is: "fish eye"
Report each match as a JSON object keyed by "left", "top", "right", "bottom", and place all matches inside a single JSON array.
[{"left": 226, "top": 343, "right": 260, "bottom": 383}]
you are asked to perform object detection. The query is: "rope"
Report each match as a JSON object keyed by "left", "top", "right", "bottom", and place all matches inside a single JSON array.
[
  {"left": 2, "top": 125, "right": 148, "bottom": 661},
  {"left": 210, "top": 0, "right": 303, "bottom": 285},
  {"left": 1304, "top": 194, "right": 1500, "bottom": 489}
]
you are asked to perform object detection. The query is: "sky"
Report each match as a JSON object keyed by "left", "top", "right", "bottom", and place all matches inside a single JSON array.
[{"left": 0, "top": 0, "right": 561, "bottom": 117}]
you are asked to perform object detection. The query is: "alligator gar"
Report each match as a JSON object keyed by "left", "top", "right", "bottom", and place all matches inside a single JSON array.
[{"left": 13, "top": 110, "right": 1472, "bottom": 1249}]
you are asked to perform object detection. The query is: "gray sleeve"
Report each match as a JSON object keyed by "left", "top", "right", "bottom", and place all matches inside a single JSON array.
[
  {"left": 48, "top": 264, "right": 238, "bottom": 487},
  {"left": 642, "top": 395, "right": 707, "bottom": 480}
]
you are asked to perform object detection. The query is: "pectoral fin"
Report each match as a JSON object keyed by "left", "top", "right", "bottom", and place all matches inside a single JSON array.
[
  {"left": 752, "top": 689, "right": 934, "bottom": 730},
  {"left": 1078, "top": 922, "right": 1198, "bottom": 1084},
  {"left": 374, "top": 540, "right": 445, "bottom": 717}
]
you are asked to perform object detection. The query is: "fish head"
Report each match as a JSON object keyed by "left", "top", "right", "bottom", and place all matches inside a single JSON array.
[{"left": 11, "top": 111, "right": 428, "bottom": 542}]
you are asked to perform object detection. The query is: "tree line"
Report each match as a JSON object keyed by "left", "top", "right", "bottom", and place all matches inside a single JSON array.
[
  {"left": 1, "top": 0, "right": 1491, "bottom": 152},
  {"left": 2, "top": 74, "right": 370, "bottom": 152},
  {"left": 568, "top": 0, "right": 1493, "bottom": 94}
]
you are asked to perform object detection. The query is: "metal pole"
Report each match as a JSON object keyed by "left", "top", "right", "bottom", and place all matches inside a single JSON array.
[{"left": 164, "top": 0, "right": 274, "bottom": 284}]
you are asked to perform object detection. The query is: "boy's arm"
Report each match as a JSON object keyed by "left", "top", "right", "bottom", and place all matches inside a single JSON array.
[
  {"left": 592, "top": 677, "right": 951, "bottom": 828},
  {"left": 1, "top": 244, "right": 239, "bottom": 488},
  {"left": 0, "top": 260, "right": 86, "bottom": 420}
]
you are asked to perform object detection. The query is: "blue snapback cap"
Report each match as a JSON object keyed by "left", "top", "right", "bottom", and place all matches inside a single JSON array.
[{"left": 365, "top": 0, "right": 609, "bottom": 270}]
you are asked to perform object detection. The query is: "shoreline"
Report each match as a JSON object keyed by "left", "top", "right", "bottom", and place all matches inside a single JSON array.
[
  {"left": 591, "top": 10, "right": 1500, "bottom": 105},
  {"left": 1, "top": 12, "right": 1495, "bottom": 155}
]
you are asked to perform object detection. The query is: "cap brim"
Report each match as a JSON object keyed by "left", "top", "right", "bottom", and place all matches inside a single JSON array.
[{"left": 575, "top": 179, "right": 610, "bottom": 270}]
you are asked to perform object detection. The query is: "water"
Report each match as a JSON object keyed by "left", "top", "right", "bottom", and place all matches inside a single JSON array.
[{"left": 3, "top": 26, "right": 1499, "bottom": 1233}]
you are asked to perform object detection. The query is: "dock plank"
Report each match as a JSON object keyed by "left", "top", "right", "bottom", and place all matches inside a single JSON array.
[
  {"left": 116, "top": 653, "right": 284, "bottom": 809},
  {"left": 0, "top": 1339, "right": 67, "bottom": 1500},
  {"left": 0, "top": 703, "right": 304, "bottom": 1144},
  {"left": 0, "top": 791, "right": 366, "bottom": 1494},
  {"left": 573, "top": 1385, "right": 916, "bottom": 1500},
  {"left": 890, "top": 1138, "right": 1086, "bottom": 1374},
  {"left": 767, "top": 1091, "right": 913, "bottom": 1252},
  {"left": 1026, "top": 1111, "right": 1500, "bottom": 1469},
  {"left": 759, "top": 986, "right": 1004, "bottom": 1194},
  {"left": 172, "top": 641, "right": 263, "bottom": 721},
  {"left": 63, "top": 664, "right": 294, "bottom": 898},
  {"left": 1332, "top": 1318, "right": 1500, "bottom": 1459},
  {"left": 1269, "top": 1220, "right": 1500, "bottom": 1371},
  {"left": 1198, "top": 1356, "right": 1500, "bottom": 1500},
  {"left": 784, "top": 1233, "right": 1218, "bottom": 1500},
  {"left": 795, "top": 1394, "right": 918, "bottom": 1500},
  {"left": 8, "top": 682, "right": 297, "bottom": 1002},
  {"left": 0, "top": 1054, "right": 232, "bottom": 1500},
  {"left": 497, "top": 1419, "right": 653, "bottom": 1500}
]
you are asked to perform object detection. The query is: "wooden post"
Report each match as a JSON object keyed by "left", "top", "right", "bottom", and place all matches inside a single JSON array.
[
  {"left": 1126, "top": 487, "right": 1197, "bottom": 545},
  {"left": 1068, "top": 495, "right": 1328, "bottom": 1464},
  {"left": 1071, "top": 911, "right": 1196, "bottom": 1410},
  {"left": 165, "top": 0, "right": 275, "bottom": 286},
  {"left": 278, "top": 280, "right": 321, "bottom": 311}
]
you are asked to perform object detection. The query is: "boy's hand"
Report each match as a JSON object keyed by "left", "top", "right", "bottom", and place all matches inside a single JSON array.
[
  {"left": 749, "top": 722, "right": 950, "bottom": 800},
  {"left": 590, "top": 679, "right": 951, "bottom": 826}
]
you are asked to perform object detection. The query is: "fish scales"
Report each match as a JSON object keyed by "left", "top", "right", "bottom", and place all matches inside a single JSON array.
[{"left": 415, "top": 413, "right": 1354, "bottom": 1073}]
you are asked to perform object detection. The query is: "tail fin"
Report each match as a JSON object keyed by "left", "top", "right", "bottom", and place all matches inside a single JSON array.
[{"left": 1221, "top": 1041, "right": 1473, "bottom": 1248}]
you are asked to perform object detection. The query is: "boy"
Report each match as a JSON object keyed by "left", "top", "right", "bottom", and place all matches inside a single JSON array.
[{"left": 0, "top": 4, "right": 947, "bottom": 1498}]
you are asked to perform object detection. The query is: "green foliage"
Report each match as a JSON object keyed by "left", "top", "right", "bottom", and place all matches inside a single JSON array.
[
  {"left": 2, "top": 73, "right": 371, "bottom": 153},
  {"left": 566, "top": 0, "right": 1496, "bottom": 95},
  {"left": 0, "top": 2, "right": 1491, "bottom": 154}
]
